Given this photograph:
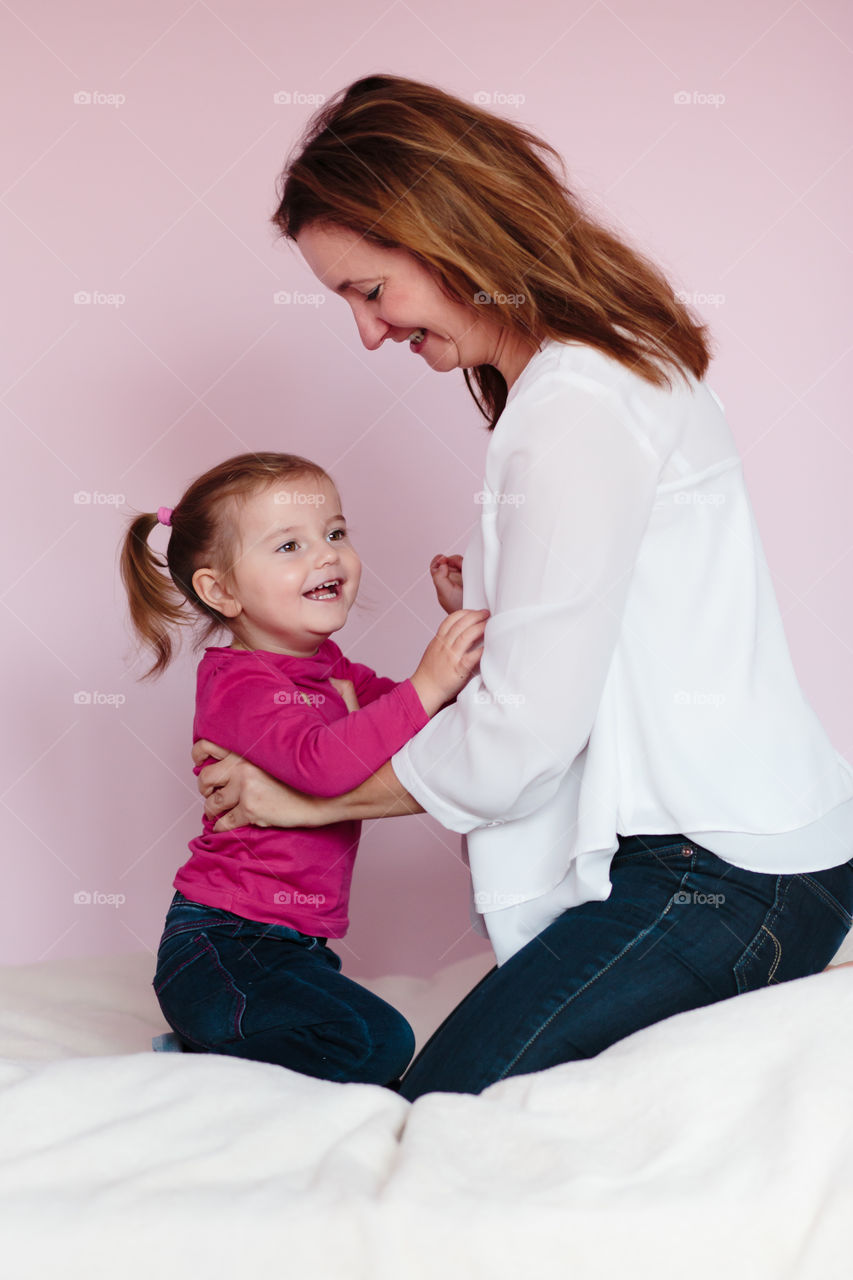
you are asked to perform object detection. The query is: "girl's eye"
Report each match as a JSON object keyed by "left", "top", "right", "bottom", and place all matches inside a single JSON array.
[
  {"left": 365, "top": 285, "right": 381, "bottom": 301},
  {"left": 328, "top": 528, "right": 347, "bottom": 541},
  {"left": 277, "top": 541, "right": 298, "bottom": 553}
]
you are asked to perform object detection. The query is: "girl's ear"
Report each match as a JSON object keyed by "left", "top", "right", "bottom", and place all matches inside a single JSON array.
[{"left": 192, "top": 567, "right": 241, "bottom": 619}]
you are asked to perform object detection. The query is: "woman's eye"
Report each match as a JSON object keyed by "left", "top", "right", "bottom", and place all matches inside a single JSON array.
[{"left": 365, "top": 285, "right": 381, "bottom": 301}]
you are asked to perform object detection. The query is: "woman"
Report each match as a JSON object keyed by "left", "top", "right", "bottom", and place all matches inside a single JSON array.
[{"left": 192, "top": 74, "right": 853, "bottom": 1099}]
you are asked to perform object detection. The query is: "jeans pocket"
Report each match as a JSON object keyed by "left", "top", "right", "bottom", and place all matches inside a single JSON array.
[
  {"left": 732, "top": 876, "right": 791, "bottom": 995},
  {"left": 732, "top": 866, "right": 853, "bottom": 995},
  {"left": 153, "top": 931, "right": 246, "bottom": 1048}
]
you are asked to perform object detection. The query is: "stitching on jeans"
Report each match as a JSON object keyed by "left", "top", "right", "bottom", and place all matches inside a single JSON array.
[
  {"left": 798, "top": 874, "right": 853, "bottom": 928},
  {"left": 761, "top": 925, "right": 782, "bottom": 983},
  {"left": 496, "top": 891, "right": 681, "bottom": 1080},
  {"left": 156, "top": 934, "right": 246, "bottom": 1041},
  {"left": 199, "top": 935, "right": 247, "bottom": 1040}
]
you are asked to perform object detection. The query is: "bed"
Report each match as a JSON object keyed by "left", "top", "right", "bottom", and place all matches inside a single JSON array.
[{"left": 1, "top": 935, "right": 852, "bottom": 1279}]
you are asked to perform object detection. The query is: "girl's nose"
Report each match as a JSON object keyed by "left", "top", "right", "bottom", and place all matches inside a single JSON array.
[{"left": 315, "top": 542, "right": 339, "bottom": 567}]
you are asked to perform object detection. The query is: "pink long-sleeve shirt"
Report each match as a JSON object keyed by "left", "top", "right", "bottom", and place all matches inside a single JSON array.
[{"left": 173, "top": 642, "right": 429, "bottom": 937}]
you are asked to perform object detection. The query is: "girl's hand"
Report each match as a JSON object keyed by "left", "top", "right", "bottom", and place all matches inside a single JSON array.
[
  {"left": 430, "top": 554, "right": 464, "bottom": 614},
  {"left": 410, "top": 608, "right": 489, "bottom": 716},
  {"left": 329, "top": 677, "right": 360, "bottom": 713},
  {"left": 191, "top": 739, "right": 332, "bottom": 830}
]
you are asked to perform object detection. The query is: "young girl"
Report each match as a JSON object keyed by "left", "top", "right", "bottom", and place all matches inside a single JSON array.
[{"left": 119, "top": 450, "right": 488, "bottom": 1085}]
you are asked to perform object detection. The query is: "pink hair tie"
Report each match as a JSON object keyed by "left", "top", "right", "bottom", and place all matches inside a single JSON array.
[{"left": 157, "top": 506, "right": 173, "bottom": 527}]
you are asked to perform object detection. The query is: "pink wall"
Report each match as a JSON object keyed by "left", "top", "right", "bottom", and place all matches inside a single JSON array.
[{"left": 2, "top": 0, "right": 851, "bottom": 974}]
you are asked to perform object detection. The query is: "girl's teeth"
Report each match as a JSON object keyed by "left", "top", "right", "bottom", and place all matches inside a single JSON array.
[
  {"left": 305, "top": 580, "right": 340, "bottom": 600},
  {"left": 409, "top": 328, "right": 426, "bottom": 345}
]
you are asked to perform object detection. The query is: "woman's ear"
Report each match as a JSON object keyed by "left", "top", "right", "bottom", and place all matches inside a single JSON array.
[{"left": 191, "top": 567, "right": 241, "bottom": 619}]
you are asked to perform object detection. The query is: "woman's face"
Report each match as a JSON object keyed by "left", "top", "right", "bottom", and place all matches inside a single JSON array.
[{"left": 296, "top": 222, "right": 529, "bottom": 382}]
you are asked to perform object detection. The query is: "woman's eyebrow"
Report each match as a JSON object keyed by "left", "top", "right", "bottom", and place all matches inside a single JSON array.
[{"left": 334, "top": 277, "right": 371, "bottom": 294}]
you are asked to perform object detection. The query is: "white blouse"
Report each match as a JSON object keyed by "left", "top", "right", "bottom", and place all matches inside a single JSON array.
[{"left": 391, "top": 337, "right": 853, "bottom": 964}]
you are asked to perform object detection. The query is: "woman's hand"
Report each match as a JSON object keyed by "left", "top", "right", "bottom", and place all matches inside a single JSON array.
[
  {"left": 191, "top": 739, "right": 335, "bottom": 831},
  {"left": 430, "top": 554, "right": 464, "bottom": 613}
]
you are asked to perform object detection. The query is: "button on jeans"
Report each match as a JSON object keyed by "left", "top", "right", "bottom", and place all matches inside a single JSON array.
[
  {"left": 153, "top": 891, "right": 415, "bottom": 1085},
  {"left": 398, "top": 834, "right": 853, "bottom": 1100}
]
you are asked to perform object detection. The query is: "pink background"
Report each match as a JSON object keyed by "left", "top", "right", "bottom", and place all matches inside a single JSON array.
[{"left": 2, "top": 0, "right": 851, "bottom": 974}]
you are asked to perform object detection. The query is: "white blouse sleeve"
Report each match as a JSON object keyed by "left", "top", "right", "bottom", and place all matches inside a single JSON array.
[{"left": 390, "top": 371, "right": 667, "bottom": 832}]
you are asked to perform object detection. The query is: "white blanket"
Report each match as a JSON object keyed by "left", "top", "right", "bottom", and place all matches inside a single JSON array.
[{"left": 1, "top": 950, "right": 851, "bottom": 1279}]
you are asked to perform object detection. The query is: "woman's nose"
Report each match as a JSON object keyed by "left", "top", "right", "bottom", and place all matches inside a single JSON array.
[{"left": 353, "top": 307, "right": 390, "bottom": 351}]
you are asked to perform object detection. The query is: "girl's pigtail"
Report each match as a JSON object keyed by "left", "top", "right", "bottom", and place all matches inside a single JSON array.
[{"left": 119, "top": 513, "right": 191, "bottom": 680}]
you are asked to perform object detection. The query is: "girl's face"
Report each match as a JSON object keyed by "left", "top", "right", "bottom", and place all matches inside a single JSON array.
[
  {"left": 295, "top": 222, "right": 534, "bottom": 386},
  {"left": 193, "top": 475, "right": 361, "bottom": 657}
]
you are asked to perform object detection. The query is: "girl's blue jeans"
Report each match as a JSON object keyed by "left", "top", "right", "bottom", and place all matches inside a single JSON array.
[
  {"left": 153, "top": 890, "right": 415, "bottom": 1085},
  {"left": 398, "top": 833, "right": 853, "bottom": 1100}
]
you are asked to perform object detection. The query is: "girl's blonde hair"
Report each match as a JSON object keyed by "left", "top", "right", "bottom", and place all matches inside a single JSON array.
[
  {"left": 272, "top": 73, "right": 712, "bottom": 429},
  {"left": 119, "top": 451, "right": 331, "bottom": 679}
]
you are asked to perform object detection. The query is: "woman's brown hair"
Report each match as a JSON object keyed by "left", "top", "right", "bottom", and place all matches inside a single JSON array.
[
  {"left": 119, "top": 452, "right": 331, "bottom": 680},
  {"left": 272, "top": 74, "right": 712, "bottom": 429}
]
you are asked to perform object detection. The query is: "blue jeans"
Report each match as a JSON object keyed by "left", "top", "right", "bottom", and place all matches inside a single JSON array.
[
  {"left": 153, "top": 891, "right": 415, "bottom": 1085},
  {"left": 399, "top": 834, "right": 853, "bottom": 1100}
]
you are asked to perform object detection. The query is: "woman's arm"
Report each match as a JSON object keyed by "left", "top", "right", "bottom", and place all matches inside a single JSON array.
[{"left": 193, "top": 742, "right": 423, "bottom": 832}]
